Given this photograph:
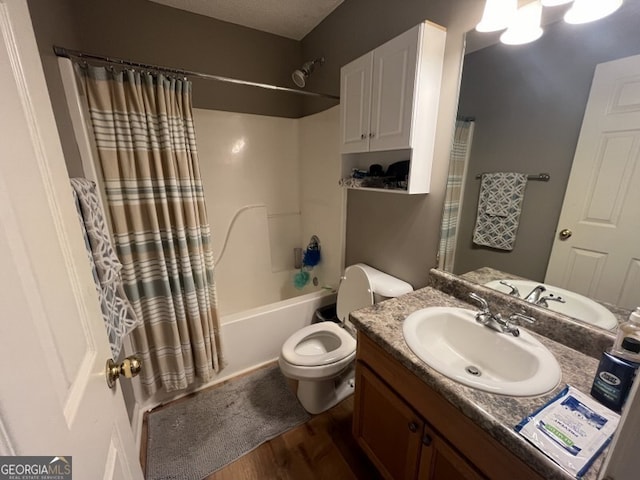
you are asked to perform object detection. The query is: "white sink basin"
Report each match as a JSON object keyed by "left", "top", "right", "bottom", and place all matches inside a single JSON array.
[
  {"left": 484, "top": 279, "right": 618, "bottom": 330},
  {"left": 403, "top": 307, "right": 561, "bottom": 396}
]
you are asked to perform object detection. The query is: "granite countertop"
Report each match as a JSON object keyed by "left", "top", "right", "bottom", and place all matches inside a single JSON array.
[{"left": 349, "top": 286, "right": 606, "bottom": 480}]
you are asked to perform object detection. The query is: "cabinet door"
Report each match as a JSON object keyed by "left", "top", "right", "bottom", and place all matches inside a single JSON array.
[
  {"left": 353, "top": 362, "right": 423, "bottom": 480},
  {"left": 340, "top": 52, "right": 373, "bottom": 153},
  {"left": 419, "top": 424, "right": 487, "bottom": 480},
  {"left": 369, "top": 24, "right": 419, "bottom": 152}
]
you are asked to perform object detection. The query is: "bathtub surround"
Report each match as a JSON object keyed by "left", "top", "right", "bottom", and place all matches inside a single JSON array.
[
  {"left": 145, "top": 365, "right": 309, "bottom": 480},
  {"left": 78, "top": 64, "right": 223, "bottom": 394},
  {"left": 196, "top": 106, "right": 344, "bottom": 317}
]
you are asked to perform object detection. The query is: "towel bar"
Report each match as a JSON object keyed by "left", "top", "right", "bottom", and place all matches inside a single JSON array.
[{"left": 475, "top": 172, "right": 550, "bottom": 181}]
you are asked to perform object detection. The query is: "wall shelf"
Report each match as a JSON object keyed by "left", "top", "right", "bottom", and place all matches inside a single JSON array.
[{"left": 339, "top": 21, "right": 446, "bottom": 194}]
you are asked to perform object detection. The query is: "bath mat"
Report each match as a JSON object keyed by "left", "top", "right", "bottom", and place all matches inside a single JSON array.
[{"left": 145, "top": 366, "right": 310, "bottom": 480}]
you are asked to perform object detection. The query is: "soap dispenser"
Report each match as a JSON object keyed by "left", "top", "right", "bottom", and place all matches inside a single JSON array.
[{"left": 612, "top": 307, "right": 640, "bottom": 362}]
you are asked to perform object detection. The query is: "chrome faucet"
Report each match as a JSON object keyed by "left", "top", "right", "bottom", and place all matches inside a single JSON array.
[
  {"left": 468, "top": 292, "right": 521, "bottom": 337},
  {"left": 508, "top": 311, "right": 536, "bottom": 326},
  {"left": 521, "top": 284, "right": 566, "bottom": 307},
  {"left": 537, "top": 293, "right": 566, "bottom": 308},
  {"left": 524, "top": 285, "right": 546, "bottom": 304},
  {"left": 499, "top": 280, "right": 520, "bottom": 297}
]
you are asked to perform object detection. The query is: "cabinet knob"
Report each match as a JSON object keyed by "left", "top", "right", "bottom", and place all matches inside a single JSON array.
[
  {"left": 408, "top": 421, "right": 418, "bottom": 433},
  {"left": 360, "top": 133, "right": 366, "bottom": 139},
  {"left": 369, "top": 132, "right": 375, "bottom": 138},
  {"left": 422, "top": 433, "right": 432, "bottom": 446}
]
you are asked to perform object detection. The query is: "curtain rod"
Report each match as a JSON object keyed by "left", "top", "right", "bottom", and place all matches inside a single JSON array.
[
  {"left": 475, "top": 172, "right": 551, "bottom": 181},
  {"left": 53, "top": 46, "right": 340, "bottom": 101}
]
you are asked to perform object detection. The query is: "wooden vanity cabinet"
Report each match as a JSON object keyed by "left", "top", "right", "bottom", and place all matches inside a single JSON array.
[
  {"left": 353, "top": 333, "right": 544, "bottom": 480},
  {"left": 354, "top": 362, "right": 484, "bottom": 480}
]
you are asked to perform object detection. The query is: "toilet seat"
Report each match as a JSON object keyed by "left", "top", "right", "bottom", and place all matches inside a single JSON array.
[
  {"left": 281, "top": 322, "right": 356, "bottom": 367},
  {"left": 336, "top": 264, "right": 374, "bottom": 323}
]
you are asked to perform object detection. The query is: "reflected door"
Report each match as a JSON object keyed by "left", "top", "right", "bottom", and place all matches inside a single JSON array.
[
  {"left": 0, "top": 0, "right": 143, "bottom": 478},
  {"left": 546, "top": 54, "right": 640, "bottom": 309}
]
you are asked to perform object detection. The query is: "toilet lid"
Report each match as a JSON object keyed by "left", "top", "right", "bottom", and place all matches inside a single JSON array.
[
  {"left": 281, "top": 322, "right": 356, "bottom": 366},
  {"left": 337, "top": 264, "right": 373, "bottom": 323}
]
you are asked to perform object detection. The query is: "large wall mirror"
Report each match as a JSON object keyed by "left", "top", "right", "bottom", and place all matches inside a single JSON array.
[{"left": 439, "top": 1, "right": 640, "bottom": 331}]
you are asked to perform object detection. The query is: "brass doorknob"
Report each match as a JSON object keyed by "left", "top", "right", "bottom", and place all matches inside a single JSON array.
[
  {"left": 106, "top": 356, "right": 142, "bottom": 389},
  {"left": 559, "top": 228, "right": 572, "bottom": 240}
]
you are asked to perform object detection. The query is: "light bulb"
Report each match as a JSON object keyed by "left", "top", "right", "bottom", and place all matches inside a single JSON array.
[
  {"left": 476, "top": 0, "right": 518, "bottom": 32},
  {"left": 564, "top": 0, "right": 623, "bottom": 24},
  {"left": 541, "top": 0, "right": 573, "bottom": 6},
  {"left": 500, "top": 1, "right": 544, "bottom": 45}
]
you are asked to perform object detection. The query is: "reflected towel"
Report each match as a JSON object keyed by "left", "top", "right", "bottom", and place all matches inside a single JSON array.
[
  {"left": 70, "top": 178, "right": 141, "bottom": 358},
  {"left": 472, "top": 172, "right": 528, "bottom": 251}
]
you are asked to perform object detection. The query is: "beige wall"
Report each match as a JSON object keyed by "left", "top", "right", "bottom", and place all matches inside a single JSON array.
[{"left": 301, "top": 0, "right": 484, "bottom": 288}]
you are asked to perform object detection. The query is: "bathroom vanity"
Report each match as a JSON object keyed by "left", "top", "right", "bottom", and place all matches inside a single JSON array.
[{"left": 349, "top": 277, "right": 612, "bottom": 480}]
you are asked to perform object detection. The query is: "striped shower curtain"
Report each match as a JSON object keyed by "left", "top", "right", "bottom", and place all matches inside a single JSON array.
[
  {"left": 438, "top": 119, "right": 475, "bottom": 272},
  {"left": 77, "top": 64, "right": 223, "bottom": 394}
]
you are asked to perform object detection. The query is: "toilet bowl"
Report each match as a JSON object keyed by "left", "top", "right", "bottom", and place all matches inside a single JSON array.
[{"left": 279, "top": 263, "right": 412, "bottom": 414}]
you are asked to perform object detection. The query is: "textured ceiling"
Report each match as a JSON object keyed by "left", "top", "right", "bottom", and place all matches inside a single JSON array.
[{"left": 148, "top": 0, "right": 344, "bottom": 40}]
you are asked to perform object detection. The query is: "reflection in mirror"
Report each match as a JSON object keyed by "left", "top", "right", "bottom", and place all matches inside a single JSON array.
[{"left": 439, "top": 1, "right": 640, "bottom": 330}]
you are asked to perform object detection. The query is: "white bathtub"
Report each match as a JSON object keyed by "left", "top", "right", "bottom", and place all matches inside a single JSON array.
[
  {"left": 219, "top": 289, "right": 337, "bottom": 379},
  {"left": 133, "top": 288, "right": 336, "bottom": 448}
]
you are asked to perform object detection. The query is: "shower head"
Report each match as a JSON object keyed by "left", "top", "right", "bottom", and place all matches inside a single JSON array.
[{"left": 292, "top": 57, "right": 325, "bottom": 88}]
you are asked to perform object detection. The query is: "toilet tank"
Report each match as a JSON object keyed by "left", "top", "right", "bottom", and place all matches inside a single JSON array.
[
  {"left": 355, "top": 263, "right": 414, "bottom": 302},
  {"left": 337, "top": 263, "right": 413, "bottom": 323}
]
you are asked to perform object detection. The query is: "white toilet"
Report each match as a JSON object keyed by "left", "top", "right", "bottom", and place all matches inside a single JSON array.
[{"left": 279, "top": 263, "right": 413, "bottom": 414}]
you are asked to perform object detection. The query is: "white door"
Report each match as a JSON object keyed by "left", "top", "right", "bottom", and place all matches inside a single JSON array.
[
  {"left": 545, "top": 54, "right": 640, "bottom": 309},
  {"left": 0, "top": 1, "right": 144, "bottom": 479},
  {"left": 340, "top": 51, "right": 372, "bottom": 153},
  {"left": 369, "top": 24, "right": 418, "bottom": 152}
]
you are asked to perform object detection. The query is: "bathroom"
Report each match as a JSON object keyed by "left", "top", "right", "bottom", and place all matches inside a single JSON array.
[{"left": 2, "top": 0, "right": 639, "bottom": 478}]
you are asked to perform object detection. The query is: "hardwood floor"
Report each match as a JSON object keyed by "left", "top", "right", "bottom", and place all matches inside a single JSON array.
[
  {"left": 141, "top": 366, "right": 382, "bottom": 480},
  {"left": 205, "top": 396, "right": 381, "bottom": 480}
]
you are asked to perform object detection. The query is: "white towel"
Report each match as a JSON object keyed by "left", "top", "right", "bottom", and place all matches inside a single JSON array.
[
  {"left": 70, "top": 178, "right": 141, "bottom": 358},
  {"left": 472, "top": 172, "right": 528, "bottom": 251}
]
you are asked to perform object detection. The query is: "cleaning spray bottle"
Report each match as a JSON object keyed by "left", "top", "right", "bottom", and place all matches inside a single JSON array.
[{"left": 591, "top": 307, "right": 640, "bottom": 412}]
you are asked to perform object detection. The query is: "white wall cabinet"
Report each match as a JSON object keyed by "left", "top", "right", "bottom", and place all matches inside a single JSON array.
[{"left": 340, "top": 21, "right": 446, "bottom": 194}]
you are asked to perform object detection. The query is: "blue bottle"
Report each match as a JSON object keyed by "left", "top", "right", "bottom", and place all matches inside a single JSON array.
[{"left": 591, "top": 350, "right": 639, "bottom": 412}]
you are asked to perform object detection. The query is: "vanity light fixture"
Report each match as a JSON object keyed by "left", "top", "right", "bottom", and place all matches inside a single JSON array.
[
  {"left": 476, "top": 0, "right": 518, "bottom": 32},
  {"left": 500, "top": 1, "right": 544, "bottom": 45},
  {"left": 477, "top": 0, "right": 624, "bottom": 45},
  {"left": 540, "top": 0, "right": 573, "bottom": 6},
  {"left": 564, "top": 0, "right": 623, "bottom": 24}
]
